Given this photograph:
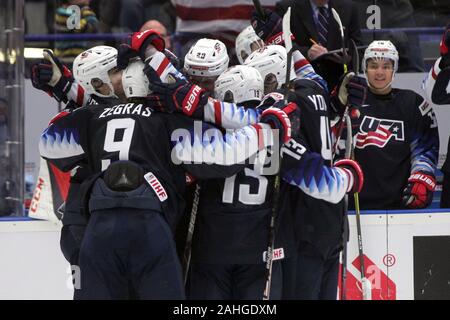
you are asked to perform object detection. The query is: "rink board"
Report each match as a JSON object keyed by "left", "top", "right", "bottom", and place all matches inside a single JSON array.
[{"left": 1, "top": 210, "right": 450, "bottom": 300}]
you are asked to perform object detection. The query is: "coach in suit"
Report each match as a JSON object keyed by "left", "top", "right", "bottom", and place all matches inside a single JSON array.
[{"left": 276, "top": 0, "right": 361, "bottom": 89}]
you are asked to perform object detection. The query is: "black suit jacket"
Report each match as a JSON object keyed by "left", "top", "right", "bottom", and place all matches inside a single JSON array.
[{"left": 276, "top": 0, "right": 362, "bottom": 88}]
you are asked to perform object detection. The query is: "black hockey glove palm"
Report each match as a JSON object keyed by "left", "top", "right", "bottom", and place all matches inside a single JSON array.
[
  {"left": 31, "top": 50, "right": 73, "bottom": 103},
  {"left": 334, "top": 159, "right": 364, "bottom": 194},
  {"left": 402, "top": 172, "right": 436, "bottom": 209},
  {"left": 251, "top": 9, "right": 285, "bottom": 46},
  {"left": 260, "top": 101, "right": 299, "bottom": 144}
]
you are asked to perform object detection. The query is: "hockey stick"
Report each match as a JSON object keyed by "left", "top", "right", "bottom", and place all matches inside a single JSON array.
[
  {"left": 262, "top": 7, "right": 292, "bottom": 301},
  {"left": 331, "top": 8, "right": 349, "bottom": 73},
  {"left": 252, "top": 0, "right": 266, "bottom": 20},
  {"left": 340, "top": 37, "right": 361, "bottom": 300},
  {"left": 182, "top": 183, "right": 201, "bottom": 285},
  {"left": 340, "top": 114, "right": 352, "bottom": 300},
  {"left": 349, "top": 38, "right": 360, "bottom": 75},
  {"left": 353, "top": 176, "right": 371, "bottom": 300},
  {"left": 345, "top": 39, "right": 371, "bottom": 301}
]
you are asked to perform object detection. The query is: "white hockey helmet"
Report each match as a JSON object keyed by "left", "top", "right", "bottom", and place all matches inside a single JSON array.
[
  {"left": 184, "top": 38, "right": 229, "bottom": 78},
  {"left": 243, "top": 45, "right": 295, "bottom": 90},
  {"left": 235, "top": 25, "right": 264, "bottom": 64},
  {"left": 73, "top": 45, "right": 118, "bottom": 98},
  {"left": 362, "top": 40, "right": 399, "bottom": 73},
  {"left": 214, "top": 65, "right": 264, "bottom": 104},
  {"left": 122, "top": 58, "right": 150, "bottom": 99}
]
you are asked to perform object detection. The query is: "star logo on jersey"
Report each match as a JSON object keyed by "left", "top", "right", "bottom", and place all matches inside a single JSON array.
[{"left": 355, "top": 116, "right": 404, "bottom": 149}]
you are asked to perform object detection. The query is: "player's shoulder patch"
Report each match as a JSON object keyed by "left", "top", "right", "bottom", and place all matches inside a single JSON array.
[{"left": 418, "top": 99, "right": 432, "bottom": 116}]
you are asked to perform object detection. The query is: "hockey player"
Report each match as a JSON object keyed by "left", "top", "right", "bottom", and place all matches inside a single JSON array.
[
  {"left": 30, "top": 30, "right": 175, "bottom": 291},
  {"left": 31, "top": 46, "right": 123, "bottom": 273},
  {"left": 38, "top": 56, "right": 298, "bottom": 299},
  {"left": 343, "top": 40, "right": 439, "bottom": 210},
  {"left": 423, "top": 23, "right": 450, "bottom": 208},
  {"left": 185, "top": 65, "right": 285, "bottom": 299},
  {"left": 240, "top": 13, "right": 365, "bottom": 299},
  {"left": 235, "top": 25, "right": 264, "bottom": 64}
]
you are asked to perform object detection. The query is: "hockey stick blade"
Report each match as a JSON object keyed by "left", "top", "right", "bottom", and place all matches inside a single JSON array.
[
  {"left": 282, "top": 7, "right": 293, "bottom": 93},
  {"left": 361, "top": 277, "right": 372, "bottom": 300},
  {"left": 331, "top": 8, "right": 348, "bottom": 73}
]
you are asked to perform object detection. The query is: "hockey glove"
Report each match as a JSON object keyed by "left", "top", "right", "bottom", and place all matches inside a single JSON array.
[
  {"left": 402, "top": 172, "right": 436, "bottom": 209},
  {"left": 131, "top": 29, "right": 165, "bottom": 60},
  {"left": 439, "top": 23, "right": 450, "bottom": 69},
  {"left": 31, "top": 49, "right": 73, "bottom": 103},
  {"left": 144, "top": 61, "right": 207, "bottom": 116},
  {"left": 260, "top": 102, "right": 299, "bottom": 144},
  {"left": 334, "top": 159, "right": 364, "bottom": 193},
  {"left": 251, "top": 9, "right": 285, "bottom": 46},
  {"left": 332, "top": 72, "right": 367, "bottom": 119},
  {"left": 117, "top": 43, "right": 139, "bottom": 70}
]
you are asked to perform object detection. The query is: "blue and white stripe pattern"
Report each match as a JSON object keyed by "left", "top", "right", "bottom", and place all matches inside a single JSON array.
[
  {"left": 203, "top": 99, "right": 261, "bottom": 129},
  {"left": 282, "top": 151, "right": 349, "bottom": 203},
  {"left": 39, "top": 124, "right": 85, "bottom": 161},
  {"left": 171, "top": 122, "right": 273, "bottom": 166},
  {"left": 410, "top": 131, "right": 439, "bottom": 175},
  {"left": 292, "top": 50, "right": 329, "bottom": 92}
]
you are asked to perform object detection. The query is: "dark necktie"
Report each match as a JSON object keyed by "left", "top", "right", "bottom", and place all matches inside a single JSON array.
[{"left": 317, "top": 6, "right": 329, "bottom": 46}]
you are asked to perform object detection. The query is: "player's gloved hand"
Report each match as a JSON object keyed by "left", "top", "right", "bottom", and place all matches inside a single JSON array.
[
  {"left": 258, "top": 92, "right": 285, "bottom": 112},
  {"left": 439, "top": 23, "right": 450, "bottom": 69},
  {"left": 31, "top": 49, "right": 73, "bottom": 103},
  {"left": 334, "top": 159, "right": 364, "bottom": 193},
  {"left": 117, "top": 43, "right": 139, "bottom": 70},
  {"left": 402, "top": 172, "right": 436, "bottom": 209},
  {"left": 332, "top": 72, "right": 367, "bottom": 119},
  {"left": 131, "top": 29, "right": 165, "bottom": 60},
  {"left": 144, "top": 61, "right": 207, "bottom": 116},
  {"left": 260, "top": 101, "right": 299, "bottom": 143},
  {"left": 251, "top": 9, "right": 285, "bottom": 46}
]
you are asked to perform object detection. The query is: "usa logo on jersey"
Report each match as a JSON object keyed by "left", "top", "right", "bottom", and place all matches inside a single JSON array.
[{"left": 356, "top": 116, "right": 404, "bottom": 149}]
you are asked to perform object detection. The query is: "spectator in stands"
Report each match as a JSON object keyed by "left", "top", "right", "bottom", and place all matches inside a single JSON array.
[
  {"left": 140, "top": 19, "right": 172, "bottom": 51},
  {"left": 275, "top": 0, "right": 362, "bottom": 89},
  {"left": 54, "top": 0, "right": 99, "bottom": 65},
  {"left": 356, "top": 0, "right": 425, "bottom": 72},
  {"left": 119, "top": 0, "right": 175, "bottom": 34}
]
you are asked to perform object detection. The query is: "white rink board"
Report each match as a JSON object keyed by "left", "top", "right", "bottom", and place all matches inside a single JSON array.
[
  {"left": 1, "top": 211, "right": 450, "bottom": 300},
  {"left": 345, "top": 210, "right": 450, "bottom": 300},
  {"left": 0, "top": 220, "right": 73, "bottom": 300}
]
